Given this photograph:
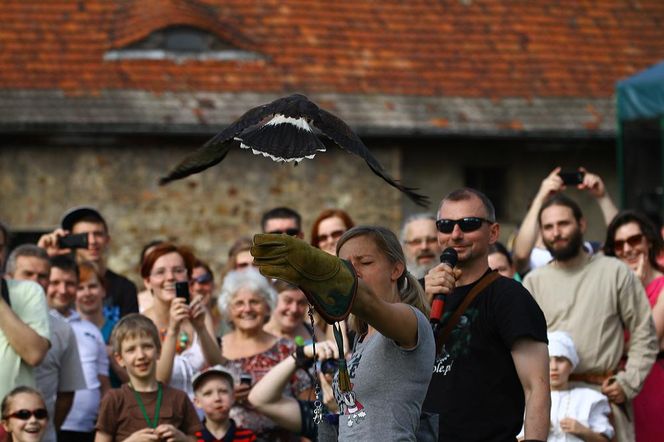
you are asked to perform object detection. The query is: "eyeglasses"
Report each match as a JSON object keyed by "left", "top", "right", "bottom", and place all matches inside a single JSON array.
[
  {"left": 435, "top": 217, "right": 493, "bottom": 234},
  {"left": 192, "top": 273, "right": 212, "bottom": 284},
  {"left": 316, "top": 230, "right": 345, "bottom": 243},
  {"left": 614, "top": 233, "right": 644, "bottom": 251},
  {"left": 5, "top": 409, "right": 49, "bottom": 420},
  {"left": 405, "top": 236, "right": 438, "bottom": 247},
  {"left": 150, "top": 266, "right": 187, "bottom": 279},
  {"left": 267, "top": 228, "right": 300, "bottom": 236}
]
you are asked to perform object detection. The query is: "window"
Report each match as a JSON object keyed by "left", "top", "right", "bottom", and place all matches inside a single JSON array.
[
  {"left": 105, "top": 25, "right": 264, "bottom": 62},
  {"left": 464, "top": 166, "right": 506, "bottom": 220}
]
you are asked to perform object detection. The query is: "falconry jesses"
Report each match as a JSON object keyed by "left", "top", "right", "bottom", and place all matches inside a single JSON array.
[{"left": 159, "top": 94, "right": 429, "bottom": 207}]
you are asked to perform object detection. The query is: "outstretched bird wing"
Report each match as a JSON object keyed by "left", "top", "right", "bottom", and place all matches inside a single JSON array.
[
  {"left": 312, "top": 108, "right": 430, "bottom": 207},
  {"left": 159, "top": 98, "right": 290, "bottom": 185},
  {"left": 160, "top": 94, "right": 430, "bottom": 208}
]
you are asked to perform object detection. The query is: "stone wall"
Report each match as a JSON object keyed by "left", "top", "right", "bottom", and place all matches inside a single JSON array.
[{"left": 0, "top": 134, "right": 404, "bottom": 285}]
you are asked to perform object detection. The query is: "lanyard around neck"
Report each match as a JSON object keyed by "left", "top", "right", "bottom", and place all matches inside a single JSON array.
[{"left": 131, "top": 382, "right": 163, "bottom": 429}]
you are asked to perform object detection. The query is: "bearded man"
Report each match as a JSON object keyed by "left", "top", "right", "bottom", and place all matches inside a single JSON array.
[
  {"left": 523, "top": 194, "right": 657, "bottom": 441},
  {"left": 400, "top": 214, "right": 443, "bottom": 280}
]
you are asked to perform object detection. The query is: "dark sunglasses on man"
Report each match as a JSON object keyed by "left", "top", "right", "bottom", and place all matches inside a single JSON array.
[
  {"left": 436, "top": 217, "right": 493, "bottom": 234},
  {"left": 267, "top": 228, "right": 301, "bottom": 236},
  {"left": 6, "top": 408, "right": 49, "bottom": 420}
]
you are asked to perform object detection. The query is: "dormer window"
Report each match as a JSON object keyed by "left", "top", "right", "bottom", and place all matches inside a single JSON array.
[{"left": 105, "top": 25, "right": 264, "bottom": 62}]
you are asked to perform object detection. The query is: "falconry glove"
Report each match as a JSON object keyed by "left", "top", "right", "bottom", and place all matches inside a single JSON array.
[{"left": 251, "top": 233, "right": 358, "bottom": 323}]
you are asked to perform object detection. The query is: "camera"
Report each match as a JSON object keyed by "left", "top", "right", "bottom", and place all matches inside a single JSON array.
[
  {"left": 558, "top": 170, "right": 585, "bottom": 186},
  {"left": 57, "top": 233, "right": 89, "bottom": 249},
  {"left": 175, "top": 281, "right": 190, "bottom": 304},
  {"left": 318, "top": 359, "right": 339, "bottom": 375}
]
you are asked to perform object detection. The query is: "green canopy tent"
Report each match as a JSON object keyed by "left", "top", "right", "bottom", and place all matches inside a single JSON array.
[{"left": 616, "top": 61, "right": 664, "bottom": 216}]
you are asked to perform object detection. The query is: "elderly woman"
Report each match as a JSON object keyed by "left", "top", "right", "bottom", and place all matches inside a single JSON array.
[
  {"left": 218, "top": 268, "right": 309, "bottom": 441},
  {"left": 141, "top": 243, "right": 223, "bottom": 399},
  {"left": 604, "top": 210, "right": 664, "bottom": 442}
]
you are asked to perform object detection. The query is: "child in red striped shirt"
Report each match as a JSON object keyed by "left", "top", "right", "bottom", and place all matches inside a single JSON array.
[{"left": 192, "top": 366, "right": 256, "bottom": 442}]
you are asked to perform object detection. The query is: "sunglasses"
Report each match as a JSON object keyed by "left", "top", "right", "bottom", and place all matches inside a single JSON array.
[
  {"left": 192, "top": 273, "right": 212, "bottom": 284},
  {"left": 614, "top": 233, "right": 644, "bottom": 251},
  {"left": 435, "top": 217, "right": 493, "bottom": 234},
  {"left": 316, "top": 230, "right": 345, "bottom": 243},
  {"left": 6, "top": 409, "right": 48, "bottom": 420},
  {"left": 267, "top": 228, "right": 300, "bottom": 237}
]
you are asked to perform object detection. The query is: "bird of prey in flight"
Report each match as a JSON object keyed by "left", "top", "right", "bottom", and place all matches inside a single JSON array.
[{"left": 159, "top": 93, "right": 429, "bottom": 207}]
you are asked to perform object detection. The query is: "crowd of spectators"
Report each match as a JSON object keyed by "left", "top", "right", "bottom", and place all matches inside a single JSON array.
[{"left": 0, "top": 166, "right": 662, "bottom": 441}]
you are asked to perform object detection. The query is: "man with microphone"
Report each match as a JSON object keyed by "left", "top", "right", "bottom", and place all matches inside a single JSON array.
[{"left": 421, "top": 188, "right": 550, "bottom": 442}]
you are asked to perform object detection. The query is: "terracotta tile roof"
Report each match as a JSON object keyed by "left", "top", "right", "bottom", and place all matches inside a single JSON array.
[{"left": 0, "top": 0, "right": 662, "bottom": 133}]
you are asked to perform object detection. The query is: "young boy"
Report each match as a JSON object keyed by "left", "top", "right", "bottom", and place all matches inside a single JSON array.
[
  {"left": 520, "top": 331, "right": 614, "bottom": 442},
  {"left": 95, "top": 314, "right": 201, "bottom": 442},
  {"left": 192, "top": 365, "right": 256, "bottom": 442}
]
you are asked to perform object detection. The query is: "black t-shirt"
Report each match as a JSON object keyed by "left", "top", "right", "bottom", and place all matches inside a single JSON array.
[
  {"left": 422, "top": 270, "right": 547, "bottom": 442},
  {"left": 104, "top": 268, "right": 138, "bottom": 318}
]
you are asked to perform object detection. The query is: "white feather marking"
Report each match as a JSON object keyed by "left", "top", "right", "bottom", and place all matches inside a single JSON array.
[
  {"left": 265, "top": 114, "right": 312, "bottom": 132},
  {"left": 237, "top": 144, "right": 317, "bottom": 163}
]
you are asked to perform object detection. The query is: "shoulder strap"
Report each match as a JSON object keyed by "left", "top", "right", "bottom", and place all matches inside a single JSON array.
[
  {"left": 435, "top": 271, "right": 500, "bottom": 355},
  {"left": 1, "top": 278, "right": 10, "bottom": 307}
]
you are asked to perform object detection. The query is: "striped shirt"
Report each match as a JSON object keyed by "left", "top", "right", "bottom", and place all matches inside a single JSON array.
[{"left": 195, "top": 418, "right": 257, "bottom": 442}]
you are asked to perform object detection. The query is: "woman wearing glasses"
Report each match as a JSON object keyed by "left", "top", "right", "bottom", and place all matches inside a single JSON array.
[
  {"left": 310, "top": 209, "right": 355, "bottom": 256},
  {"left": 141, "top": 243, "right": 224, "bottom": 399},
  {"left": 218, "top": 268, "right": 310, "bottom": 441},
  {"left": 1, "top": 386, "right": 48, "bottom": 442},
  {"left": 604, "top": 210, "right": 664, "bottom": 442}
]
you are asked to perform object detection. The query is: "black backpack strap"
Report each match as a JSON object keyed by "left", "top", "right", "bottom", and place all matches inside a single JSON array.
[{"left": 1, "top": 278, "right": 10, "bottom": 307}]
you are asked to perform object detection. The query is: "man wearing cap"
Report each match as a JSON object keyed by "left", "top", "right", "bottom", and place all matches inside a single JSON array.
[
  {"left": 39, "top": 206, "right": 138, "bottom": 318},
  {"left": 192, "top": 365, "right": 257, "bottom": 442}
]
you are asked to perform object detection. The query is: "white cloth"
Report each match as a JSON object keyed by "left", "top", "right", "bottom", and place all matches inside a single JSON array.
[
  {"left": 0, "top": 279, "right": 50, "bottom": 400},
  {"left": 548, "top": 388, "right": 614, "bottom": 441},
  {"left": 518, "top": 388, "right": 614, "bottom": 441},
  {"left": 34, "top": 312, "right": 87, "bottom": 442},
  {"left": 54, "top": 309, "right": 109, "bottom": 432},
  {"left": 548, "top": 331, "right": 580, "bottom": 369},
  {"left": 169, "top": 333, "right": 206, "bottom": 400}
]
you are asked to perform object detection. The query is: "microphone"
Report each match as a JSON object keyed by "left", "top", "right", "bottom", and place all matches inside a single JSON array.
[{"left": 430, "top": 248, "right": 458, "bottom": 329}]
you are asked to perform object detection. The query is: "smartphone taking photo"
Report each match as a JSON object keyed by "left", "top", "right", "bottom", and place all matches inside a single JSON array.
[
  {"left": 175, "top": 281, "right": 191, "bottom": 304},
  {"left": 57, "top": 233, "right": 89, "bottom": 249},
  {"left": 558, "top": 170, "right": 585, "bottom": 186}
]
